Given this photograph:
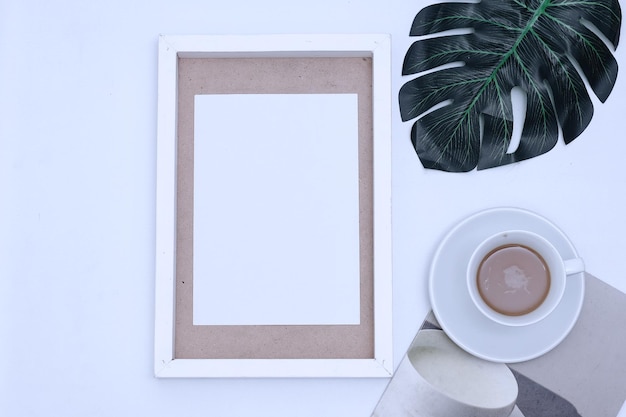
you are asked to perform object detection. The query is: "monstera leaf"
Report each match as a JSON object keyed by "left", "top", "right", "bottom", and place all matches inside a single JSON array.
[{"left": 399, "top": 0, "right": 622, "bottom": 172}]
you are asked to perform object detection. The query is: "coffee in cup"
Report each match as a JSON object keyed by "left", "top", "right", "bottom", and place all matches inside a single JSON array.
[{"left": 467, "top": 230, "right": 584, "bottom": 326}]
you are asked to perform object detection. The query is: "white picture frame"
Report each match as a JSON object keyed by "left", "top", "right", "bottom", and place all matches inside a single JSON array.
[{"left": 154, "top": 34, "right": 392, "bottom": 378}]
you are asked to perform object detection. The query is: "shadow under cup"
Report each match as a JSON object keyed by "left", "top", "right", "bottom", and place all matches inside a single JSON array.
[{"left": 467, "top": 230, "right": 585, "bottom": 327}]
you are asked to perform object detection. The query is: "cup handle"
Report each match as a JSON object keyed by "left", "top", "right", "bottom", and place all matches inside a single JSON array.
[{"left": 564, "top": 258, "right": 585, "bottom": 276}]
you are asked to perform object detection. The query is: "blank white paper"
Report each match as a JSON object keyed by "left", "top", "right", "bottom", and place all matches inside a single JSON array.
[{"left": 192, "top": 93, "right": 361, "bottom": 326}]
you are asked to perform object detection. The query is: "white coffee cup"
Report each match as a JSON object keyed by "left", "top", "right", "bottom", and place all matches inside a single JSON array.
[{"left": 467, "top": 230, "right": 584, "bottom": 326}]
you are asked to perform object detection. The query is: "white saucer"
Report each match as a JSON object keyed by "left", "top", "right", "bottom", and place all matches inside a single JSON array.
[{"left": 429, "top": 207, "right": 585, "bottom": 363}]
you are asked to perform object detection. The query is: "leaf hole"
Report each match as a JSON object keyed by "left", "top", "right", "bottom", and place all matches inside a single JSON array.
[
  {"left": 417, "top": 98, "right": 454, "bottom": 121},
  {"left": 415, "top": 27, "right": 474, "bottom": 41},
  {"left": 507, "top": 86, "right": 527, "bottom": 154},
  {"left": 581, "top": 18, "right": 618, "bottom": 52}
]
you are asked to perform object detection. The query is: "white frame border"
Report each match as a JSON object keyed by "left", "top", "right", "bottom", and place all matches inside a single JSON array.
[{"left": 154, "top": 34, "right": 392, "bottom": 378}]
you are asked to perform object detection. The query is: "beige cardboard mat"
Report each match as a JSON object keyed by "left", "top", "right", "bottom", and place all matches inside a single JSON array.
[{"left": 174, "top": 56, "right": 375, "bottom": 359}]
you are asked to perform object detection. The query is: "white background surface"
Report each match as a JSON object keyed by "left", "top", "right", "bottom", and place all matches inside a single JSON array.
[
  {"left": 1, "top": 1, "right": 625, "bottom": 416},
  {"left": 193, "top": 94, "right": 360, "bottom": 326}
]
